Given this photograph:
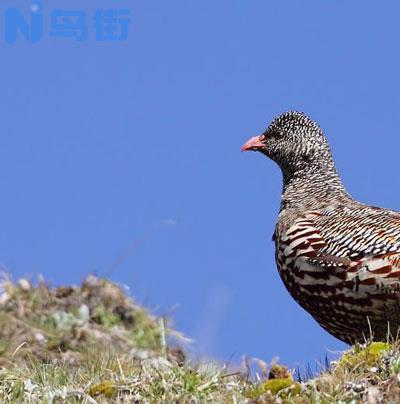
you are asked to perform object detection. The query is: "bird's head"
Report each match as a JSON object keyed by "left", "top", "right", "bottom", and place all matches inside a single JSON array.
[{"left": 241, "top": 111, "right": 331, "bottom": 174}]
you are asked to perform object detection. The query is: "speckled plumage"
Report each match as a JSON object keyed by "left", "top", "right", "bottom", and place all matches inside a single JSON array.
[{"left": 242, "top": 111, "right": 400, "bottom": 344}]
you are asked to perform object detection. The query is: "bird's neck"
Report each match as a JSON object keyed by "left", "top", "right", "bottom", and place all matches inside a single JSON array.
[{"left": 280, "top": 161, "right": 351, "bottom": 211}]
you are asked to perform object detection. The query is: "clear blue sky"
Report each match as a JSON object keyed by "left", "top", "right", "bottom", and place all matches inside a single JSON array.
[{"left": 2, "top": 0, "right": 400, "bottom": 370}]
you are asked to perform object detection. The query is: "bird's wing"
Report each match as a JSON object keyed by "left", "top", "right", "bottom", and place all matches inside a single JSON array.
[{"left": 280, "top": 204, "right": 400, "bottom": 284}]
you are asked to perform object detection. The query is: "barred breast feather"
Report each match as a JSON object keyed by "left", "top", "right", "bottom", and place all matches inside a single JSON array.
[{"left": 275, "top": 204, "right": 400, "bottom": 343}]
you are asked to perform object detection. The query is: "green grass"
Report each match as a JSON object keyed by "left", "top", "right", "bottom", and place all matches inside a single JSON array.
[{"left": 1, "top": 276, "right": 400, "bottom": 403}]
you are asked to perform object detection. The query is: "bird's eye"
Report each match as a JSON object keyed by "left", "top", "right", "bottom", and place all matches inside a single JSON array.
[{"left": 268, "top": 130, "right": 283, "bottom": 140}]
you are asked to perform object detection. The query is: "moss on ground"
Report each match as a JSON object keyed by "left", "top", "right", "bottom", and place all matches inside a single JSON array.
[{"left": 338, "top": 341, "right": 391, "bottom": 370}]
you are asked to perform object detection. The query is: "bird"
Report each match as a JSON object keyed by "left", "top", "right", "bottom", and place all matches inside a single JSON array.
[{"left": 241, "top": 111, "right": 400, "bottom": 344}]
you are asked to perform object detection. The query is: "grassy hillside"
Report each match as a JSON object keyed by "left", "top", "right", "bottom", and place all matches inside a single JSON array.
[{"left": 0, "top": 276, "right": 400, "bottom": 403}]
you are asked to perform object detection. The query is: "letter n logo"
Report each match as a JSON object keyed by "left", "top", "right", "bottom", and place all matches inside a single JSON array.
[{"left": 5, "top": 3, "right": 43, "bottom": 44}]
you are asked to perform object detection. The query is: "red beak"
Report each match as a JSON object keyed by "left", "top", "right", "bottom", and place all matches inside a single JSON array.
[{"left": 241, "top": 135, "right": 266, "bottom": 152}]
